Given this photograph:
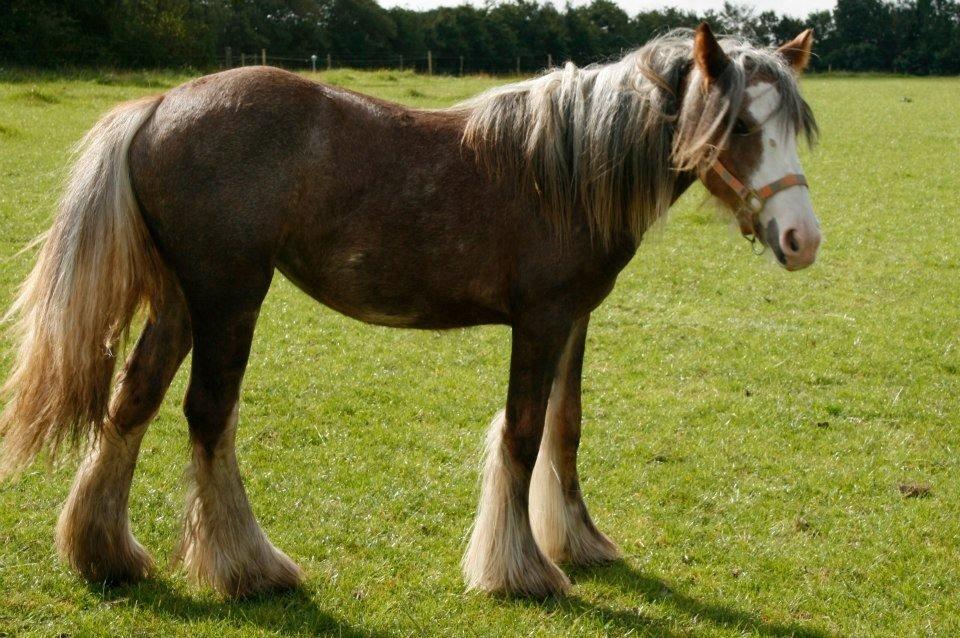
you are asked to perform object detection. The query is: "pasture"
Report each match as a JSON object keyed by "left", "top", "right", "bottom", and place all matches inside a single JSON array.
[{"left": 0, "top": 68, "right": 957, "bottom": 637}]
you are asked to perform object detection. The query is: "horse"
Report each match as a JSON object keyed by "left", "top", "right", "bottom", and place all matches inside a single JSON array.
[{"left": 0, "top": 24, "right": 820, "bottom": 598}]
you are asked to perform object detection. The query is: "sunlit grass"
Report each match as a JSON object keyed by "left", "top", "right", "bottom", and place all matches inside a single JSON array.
[{"left": 0, "top": 69, "right": 958, "bottom": 637}]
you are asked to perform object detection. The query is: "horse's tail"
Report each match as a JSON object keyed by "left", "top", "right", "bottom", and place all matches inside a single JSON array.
[{"left": 0, "top": 95, "right": 164, "bottom": 477}]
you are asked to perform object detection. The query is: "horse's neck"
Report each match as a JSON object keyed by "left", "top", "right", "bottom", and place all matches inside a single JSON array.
[
  {"left": 671, "top": 171, "right": 697, "bottom": 205},
  {"left": 666, "top": 63, "right": 698, "bottom": 208}
]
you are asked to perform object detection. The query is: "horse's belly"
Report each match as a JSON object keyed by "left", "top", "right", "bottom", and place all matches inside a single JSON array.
[{"left": 276, "top": 244, "right": 510, "bottom": 330}]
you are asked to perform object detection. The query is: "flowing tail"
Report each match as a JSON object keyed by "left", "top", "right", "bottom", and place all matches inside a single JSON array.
[{"left": 0, "top": 95, "right": 165, "bottom": 476}]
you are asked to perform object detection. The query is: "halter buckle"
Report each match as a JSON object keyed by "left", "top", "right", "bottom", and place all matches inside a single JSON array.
[{"left": 743, "top": 190, "right": 765, "bottom": 215}]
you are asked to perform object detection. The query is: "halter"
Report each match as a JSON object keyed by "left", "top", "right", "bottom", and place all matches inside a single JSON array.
[{"left": 704, "top": 159, "right": 807, "bottom": 251}]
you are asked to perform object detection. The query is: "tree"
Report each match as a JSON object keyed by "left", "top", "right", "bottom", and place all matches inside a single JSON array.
[
  {"left": 831, "top": 0, "right": 897, "bottom": 69},
  {"left": 1, "top": 0, "right": 959, "bottom": 75},
  {"left": 389, "top": 8, "right": 427, "bottom": 59},
  {"left": 714, "top": 1, "right": 760, "bottom": 39},
  {"left": 581, "top": 0, "right": 634, "bottom": 58},
  {"left": 319, "top": 0, "right": 396, "bottom": 60}
]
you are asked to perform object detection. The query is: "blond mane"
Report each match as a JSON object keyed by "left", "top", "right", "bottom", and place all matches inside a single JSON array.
[{"left": 456, "top": 29, "right": 818, "bottom": 245}]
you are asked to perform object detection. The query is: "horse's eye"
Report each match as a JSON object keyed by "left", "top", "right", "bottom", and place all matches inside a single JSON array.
[{"left": 733, "top": 118, "right": 750, "bottom": 135}]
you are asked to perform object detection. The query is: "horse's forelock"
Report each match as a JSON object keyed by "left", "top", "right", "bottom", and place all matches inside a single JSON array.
[{"left": 675, "top": 34, "right": 819, "bottom": 171}]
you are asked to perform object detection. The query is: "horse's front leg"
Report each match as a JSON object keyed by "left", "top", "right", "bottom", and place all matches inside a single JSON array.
[
  {"left": 530, "top": 316, "right": 620, "bottom": 565},
  {"left": 463, "top": 315, "right": 573, "bottom": 597}
]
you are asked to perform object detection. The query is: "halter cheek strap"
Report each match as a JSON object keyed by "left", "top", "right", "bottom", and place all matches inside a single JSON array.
[{"left": 705, "top": 160, "right": 808, "bottom": 244}]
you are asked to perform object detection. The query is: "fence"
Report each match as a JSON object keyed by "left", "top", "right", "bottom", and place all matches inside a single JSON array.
[
  {"left": 227, "top": 48, "right": 604, "bottom": 76},
  {"left": 0, "top": 47, "right": 615, "bottom": 76}
]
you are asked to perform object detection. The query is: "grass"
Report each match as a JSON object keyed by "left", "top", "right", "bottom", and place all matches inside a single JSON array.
[{"left": 0, "top": 67, "right": 958, "bottom": 637}]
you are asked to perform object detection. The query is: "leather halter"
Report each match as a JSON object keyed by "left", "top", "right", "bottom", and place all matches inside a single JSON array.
[{"left": 704, "top": 160, "right": 808, "bottom": 246}]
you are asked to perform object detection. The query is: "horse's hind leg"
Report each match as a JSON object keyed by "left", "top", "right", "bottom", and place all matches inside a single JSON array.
[
  {"left": 176, "top": 293, "right": 302, "bottom": 597},
  {"left": 56, "top": 276, "right": 191, "bottom": 583},
  {"left": 530, "top": 316, "right": 620, "bottom": 565}
]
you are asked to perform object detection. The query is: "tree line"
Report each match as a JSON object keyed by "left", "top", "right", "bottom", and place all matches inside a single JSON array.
[{"left": 2, "top": 0, "right": 959, "bottom": 74}]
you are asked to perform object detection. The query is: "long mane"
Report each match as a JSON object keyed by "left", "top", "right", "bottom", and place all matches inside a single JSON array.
[{"left": 454, "top": 29, "right": 818, "bottom": 245}]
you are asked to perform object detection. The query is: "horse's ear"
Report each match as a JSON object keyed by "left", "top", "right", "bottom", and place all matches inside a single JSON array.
[
  {"left": 693, "top": 23, "right": 730, "bottom": 83},
  {"left": 778, "top": 29, "right": 814, "bottom": 73}
]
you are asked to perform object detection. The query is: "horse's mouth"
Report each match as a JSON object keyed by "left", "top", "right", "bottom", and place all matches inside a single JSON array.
[{"left": 764, "top": 218, "right": 788, "bottom": 266}]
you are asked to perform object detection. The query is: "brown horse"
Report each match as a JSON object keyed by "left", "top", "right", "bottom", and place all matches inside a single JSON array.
[{"left": 0, "top": 24, "right": 820, "bottom": 598}]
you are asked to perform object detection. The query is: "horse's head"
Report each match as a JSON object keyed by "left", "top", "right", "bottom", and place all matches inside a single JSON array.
[{"left": 677, "top": 24, "right": 821, "bottom": 271}]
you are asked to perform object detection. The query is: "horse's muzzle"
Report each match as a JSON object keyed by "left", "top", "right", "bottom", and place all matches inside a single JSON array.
[{"left": 764, "top": 218, "right": 821, "bottom": 271}]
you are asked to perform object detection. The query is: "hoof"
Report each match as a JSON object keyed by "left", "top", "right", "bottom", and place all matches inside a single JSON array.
[
  {"left": 530, "top": 494, "right": 622, "bottom": 567},
  {"left": 558, "top": 529, "right": 621, "bottom": 566},
  {"left": 56, "top": 514, "right": 154, "bottom": 585},
  {"left": 178, "top": 533, "right": 303, "bottom": 598},
  {"left": 463, "top": 541, "right": 571, "bottom": 598}
]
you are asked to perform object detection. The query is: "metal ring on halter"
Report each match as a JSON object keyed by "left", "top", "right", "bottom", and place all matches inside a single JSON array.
[
  {"left": 735, "top": 205, "right": 766, "bottom": 254},
  {"left": 744, "top": 190, "right": 765, "bottom": 215}
]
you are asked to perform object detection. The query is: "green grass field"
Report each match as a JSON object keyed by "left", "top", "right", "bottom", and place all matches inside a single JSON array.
[{"left": 0, "top": 68, "right": 958, "bottom": 637}]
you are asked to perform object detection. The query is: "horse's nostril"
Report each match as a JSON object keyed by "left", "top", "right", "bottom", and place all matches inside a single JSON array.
[{"left": 785, "top": 228, "right": 800, "bottom": 253}]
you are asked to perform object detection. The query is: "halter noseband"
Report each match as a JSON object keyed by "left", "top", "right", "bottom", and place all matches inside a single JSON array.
[{"left": 704, "top": 160, "right": 807, "bottom": 250}]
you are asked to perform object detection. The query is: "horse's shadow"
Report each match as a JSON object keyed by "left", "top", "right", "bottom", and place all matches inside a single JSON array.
[
  {"left": 90, "top": 561, "right": 836, "bottom": 637},
  {"left": 89, "top": 579, "right": 390, "bottom": 638},
  {"left": 523, "top": 560, "right": 837, "bottom": 638}
]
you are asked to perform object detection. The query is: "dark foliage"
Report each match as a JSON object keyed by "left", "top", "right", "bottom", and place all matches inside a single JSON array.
[{"left": 1, "top": 0, "right": 959, "bottom": 73}]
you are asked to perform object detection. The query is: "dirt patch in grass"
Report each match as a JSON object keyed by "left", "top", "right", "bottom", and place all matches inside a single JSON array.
[{"left": 898, "top": 482, "right": 932, "bottom": 498}]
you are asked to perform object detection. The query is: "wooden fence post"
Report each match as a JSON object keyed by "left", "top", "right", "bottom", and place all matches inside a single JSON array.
[
  {"left": 547, "top": 53, "right": 552, "bottom": 68},
  {"left": 225, "top": 47, "right": 232, "bottom": 68},
  {"left": 327, "top": 53, "right": 332, "bottom": 70},
  {"left": 428, "top": 50, "right": 433, "bottom": 75},
  {"left": 261, "top": 49, "right": 266, "bottom": 65},
  {"left": 459, "top": 55, "right": 464, "bottom": 76}
]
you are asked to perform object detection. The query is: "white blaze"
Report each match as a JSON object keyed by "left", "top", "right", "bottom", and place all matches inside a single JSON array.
[{"left": 745, "top": 82, "right": 821, "bottom": 269}]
